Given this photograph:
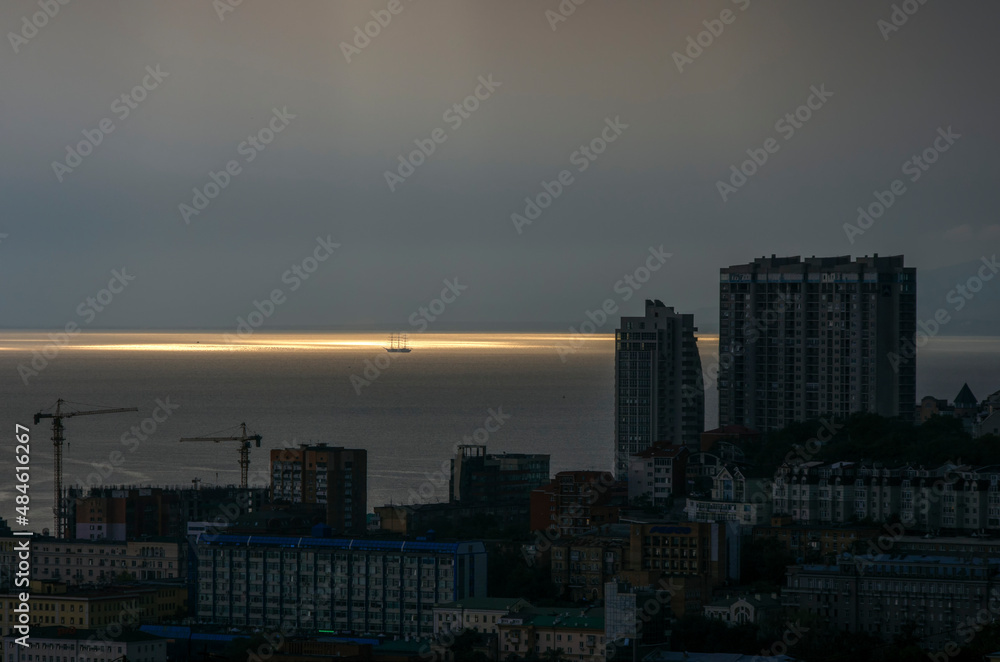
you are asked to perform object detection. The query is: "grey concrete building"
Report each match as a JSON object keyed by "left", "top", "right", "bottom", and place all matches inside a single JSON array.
[
  {"left": 718, "top": 255, "right": 916, "bottom": 430},
  {"left": 615, "top": 300, "right": 704, "bottom": 477}
]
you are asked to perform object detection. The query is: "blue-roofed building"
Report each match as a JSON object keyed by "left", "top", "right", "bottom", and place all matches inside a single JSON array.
[{"left": 194, "top": 533, "right": 487, "bottom": 638}]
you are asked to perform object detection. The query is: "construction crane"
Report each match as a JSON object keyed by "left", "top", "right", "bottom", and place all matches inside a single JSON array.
[
  {"left": 179, "top": 423, "right": 261, "bottom": 489},
  {"left": 33, "top": 399, "right": 138, "bottom": 539}
]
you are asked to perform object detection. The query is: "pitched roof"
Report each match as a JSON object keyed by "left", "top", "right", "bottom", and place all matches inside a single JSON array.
[{"left": 955, "top": 383, "right": 978, "bottom": 406}]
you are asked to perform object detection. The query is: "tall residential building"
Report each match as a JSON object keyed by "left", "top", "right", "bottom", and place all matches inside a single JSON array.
[
  {"left": 194, "top": 533, "right": 487, "bottom": 637},
  {"left": 718, "top": 255, "right": 916, "bottom": 430},
  {"left": 270, "top": 444, "right": 367, "bottom": 534},
  {"left": 615, "top": 300, "right": 704, "bottom": 476}
]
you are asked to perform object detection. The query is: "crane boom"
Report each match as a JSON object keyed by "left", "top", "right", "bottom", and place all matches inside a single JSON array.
[
  {"left": 179, "top": 422, "right": 261, "bottom": 489},
  {"left": 32, "top": 399, "right": 138, "bottom": 539}
]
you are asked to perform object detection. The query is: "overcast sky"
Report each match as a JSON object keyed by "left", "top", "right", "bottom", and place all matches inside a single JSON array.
[{"left": 2, "top": 0, "right": 998, "bottom": 332}]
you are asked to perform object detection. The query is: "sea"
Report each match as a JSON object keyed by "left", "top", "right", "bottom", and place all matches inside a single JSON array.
[{"left": 1, "top": 331, "right": 998, "bottom": 531}]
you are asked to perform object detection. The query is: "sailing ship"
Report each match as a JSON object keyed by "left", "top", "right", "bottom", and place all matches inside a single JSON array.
[{"left": 384, "top": 333, "right": 412, "bottom": 353}]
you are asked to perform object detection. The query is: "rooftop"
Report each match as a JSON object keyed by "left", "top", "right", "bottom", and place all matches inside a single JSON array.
[
  {"left": 196, "top": 533, "right": 482, "bottom": 554},
  {"left": 11, "top": 626, "right": 164, "bottom": 643},
  {"left": 436, "top": 597, "right": 527, "bottom": 611}
]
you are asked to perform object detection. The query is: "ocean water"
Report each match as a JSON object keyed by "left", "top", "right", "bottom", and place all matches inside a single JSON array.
[{"left": 1, "top": 331, "right": 997, "bottom": 530}]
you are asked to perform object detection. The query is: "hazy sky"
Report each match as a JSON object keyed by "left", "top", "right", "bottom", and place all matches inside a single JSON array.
[{"left": 2, "top": 0, "right": 998, "bottom": 332}]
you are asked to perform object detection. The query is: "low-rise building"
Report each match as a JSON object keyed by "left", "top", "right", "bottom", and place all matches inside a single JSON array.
[
  {"left": 684, "top": 464, "right": 771, "bottom": 530},
  {"left": 3, "top": 626, "right": 167, "bottom": 662},
  {"left": 0, "top": 579, "right": 186, "bottom": 637},
  {"left": 374, "top": 502, "right": 528, "bottom": 537},
  {"left": 627, "top": 443, "right": 688, "bottom": 507},
  {"left": 752, "top": 521, "right": 880, "bottom": 562},
  {"left": 497, "top": 607, "right": 605, "bottom": 662},
  {"left": 432, "top": 597, "right": 529, "bottom": 636},
  {"left": 703, "top": 592, "right": 781, "bottom": 626},
  {"left": 68, "top": 485, "right": 269, "bottom": 541},
  {"left": 4, "top": 536, "right": 187, "bottom": 585}
]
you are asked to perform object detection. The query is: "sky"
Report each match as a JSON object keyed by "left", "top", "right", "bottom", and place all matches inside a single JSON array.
[{"left": 2, "top": 0, "right": 999, "bottom": 333}]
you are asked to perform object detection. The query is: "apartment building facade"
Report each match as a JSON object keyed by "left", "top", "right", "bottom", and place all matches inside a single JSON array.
[
  {"left": 772, "top": 461, "right": 1000, "bottom": 533},
  {"left": 194, "top": 533, "right": 486, "bottom": 637},
  {"left": 719, "top": 255, "right": 916, "bottom": 430},
  {"left": 783, "top": 554, "right": 1000, "bottom": 646},
  {"left": 270, "top": 444, "right": 367, "bottom": 534},
  {"left": 615, "top": 300, "right": 704, "bottom": 476}
]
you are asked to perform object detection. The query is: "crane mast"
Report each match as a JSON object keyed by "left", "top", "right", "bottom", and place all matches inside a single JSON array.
[
  {"left": 179, "top": 422, "right": 262, "bottom": 489},
  {"left": 33, "top": 399, "right": 138, "bottom": 538}
]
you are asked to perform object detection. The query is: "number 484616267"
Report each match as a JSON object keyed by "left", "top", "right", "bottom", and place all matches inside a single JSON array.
[{"left": 14, "top": 424, "right": 30, "bottom": 519}]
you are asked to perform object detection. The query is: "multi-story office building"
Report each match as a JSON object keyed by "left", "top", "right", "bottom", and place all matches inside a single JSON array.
[
  {"left": 783, "top": 554, "right": 1000, "bottom": 646},
  {"left": 615, "top": 300, "right": 704, "bottom": 476},
  {"left": 718, "top": 255, "right": 916, "bottom": 430},
  {"left": 270, "top": 444, "right": 367, "bottom": 534},
  {"left": 450, "top": 445, "right": 550, "bottom": 506},
  {"left": 194, "top": 533, "right": 486, "bottom": 638}
]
